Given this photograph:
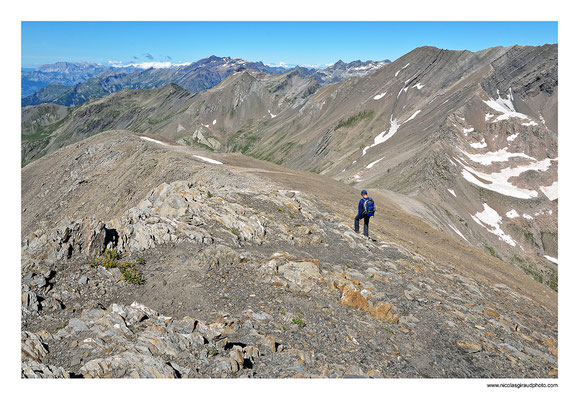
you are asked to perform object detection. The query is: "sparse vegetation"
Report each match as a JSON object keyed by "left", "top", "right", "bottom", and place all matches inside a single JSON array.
[
  {"left": 90, "top": 249, "right": 121, "bottom": 269},
  {"left": 385, "top": 326, "right": 396, "bottom": 335},
  {"left": 523, "top": 231, "right": 535, "bottom": 244},
  {"left": 547, "top": 270, "right": 558, "bottom": 292},
  {"left": 523, "top": 266, "right": 544, "bottom": 284},
  {"left": 90, "top": 250, "right": 144, "bottom": 285},
  {"left": 483, "top": 245, "right": 501, "bottom": 260},
  {"left": 335, "top": 110, "right": 374, "bottom": 130},
  {"left": 291, "top": 317, "right": 306, "bottom": 328},
  {"left": 120, "top": 262, "right": 145, "bottom": 285},
  {"left": 55, "top": 322, "right": 68, "bottom": 332},
  {"left": 240, "top": 135, "right": 259, "bottom": 154}
]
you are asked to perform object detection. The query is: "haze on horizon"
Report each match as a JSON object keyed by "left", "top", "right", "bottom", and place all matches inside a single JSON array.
[{"left": 21, "top": 21, "right": 557, "bottom": 69}]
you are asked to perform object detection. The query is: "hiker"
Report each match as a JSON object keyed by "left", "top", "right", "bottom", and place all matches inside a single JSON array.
[{"left": 354, "top": 190, "right": 375, "bottom": 237}]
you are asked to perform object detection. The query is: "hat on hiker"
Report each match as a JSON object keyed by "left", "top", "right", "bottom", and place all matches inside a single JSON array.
[{"left": 361, "top": 190, "right": 367, "bottom": 195}]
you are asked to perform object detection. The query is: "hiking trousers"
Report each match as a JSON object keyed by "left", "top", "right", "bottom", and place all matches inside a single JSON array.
[{"left": 354, "top": 214, "right": 370, "bottom": 237}]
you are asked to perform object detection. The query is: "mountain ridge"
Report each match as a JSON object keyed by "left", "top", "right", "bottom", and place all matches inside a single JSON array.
[
  {"left": 21, "top": 56, "right": 389, "bottom": 107},
  {"left": 20, "top": 44, "right": 558, "bottom": 290}
]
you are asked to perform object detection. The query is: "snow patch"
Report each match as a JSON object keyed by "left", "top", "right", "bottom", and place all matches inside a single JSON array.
[
  {"left": 463, "top": 127, "right": 474, "bottom": 134},
  {"left": 268, "top": 110, "right": 277, "bottom": 118},
  {"left": 212, "top": 119, "right": 217, "bottom": 125},
  {"left": 521, "top": 121, "right": 538, "bottom": 126},
  {"left": 459, "top": 147, "right": 535, "bottom": 166},
  {"left": 140, "top": 136, "right": 167, "bottom": 146},
  {"left": 485, "top": 113, "right": 494, "bottom": 121},
  {"left": 447, "top": 189, "right": 456, "bottom": 197},
  {"left": 412, "top": 83, "right": 424, "bottom": 90},
  {"left": 543, "top": 255, "right": 558, "bottom": 264},
  {"left": 448, "top": 223, "right": 468, "bottom": 242},
  {"left": 403, "top": 110, "right": 421, "bottom": 124},
  {"left": 362, "top": 115, "right": 399, "bottom": 156},
  {"left": 506, "top": 209, "right": 520, "bottom": 218},
  {"left": 540, "top": 181, "right": 558, "bottom": 201},
  {"left": 506, "top": 132, "right": 519, "bottom": 142},
  {"left": 459, "top": 157, "right": 556, "bottom": 199},
  {"left": 483, "top": 88, "right": 535, "bottom": 123},
  {"left": 366, "top": 157, "right": 385, "bottom": 169},
  {"left": 192, "top": 155, "right": 223, "bottom": 165},
  {"left": 373, "top": 92, "right": 387, "bottom": 100},
  {"left": 471, "top": 203, "right": 516, "bottom": 246},
  {"left": 397, "top": 86, "right": 409, "bottom": 98},
  {"left": 470, "top": 138, "right": 487, "bottom": 149},
  {"left": 394, "top": 63, "right": 410, "bottom": 77},
  {"left": 523, "top": 214, "right": 534, "bottom": 220}
]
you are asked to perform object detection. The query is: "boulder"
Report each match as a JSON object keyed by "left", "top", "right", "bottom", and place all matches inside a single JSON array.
[{"left": 80, "top": 351, "right": 178, "bottom": 378}]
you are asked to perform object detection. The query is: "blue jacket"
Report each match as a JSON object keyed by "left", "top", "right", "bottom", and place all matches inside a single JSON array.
[{"left": 357, "top": 198, "right": 366, "bottom": 218}]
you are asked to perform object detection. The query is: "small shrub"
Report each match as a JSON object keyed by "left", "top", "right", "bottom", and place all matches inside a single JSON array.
[
  {"left": 105, "top": 249, "right": 120, "bottom": 260},
  {"left": 90, "top": 250, "right": 144, "bottom": 285},
  {"left": 484, "top": 245, "right": 501, "bottom": 260},
  {"left": 209, "top": 347, "right": 218, "bottom": 356},
  {"left": 120, "top": 262, "right": 144, "bottom": 285},
  {"left": 292, "top": 317, "right": 306, "bottom": 328},
  {"left": 89, "top": 249, "right": 120, "bottom": 269},
  {"left": 548, "top": 270, "right": 558, "bottom": 292},
  {"left": 55, "top": 322, "right": 67, "bottom": 332}
]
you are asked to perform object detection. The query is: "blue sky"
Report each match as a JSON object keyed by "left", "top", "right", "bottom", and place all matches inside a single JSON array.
[{"left": 21, "top": 21, "right": 558, "bottom": 68}]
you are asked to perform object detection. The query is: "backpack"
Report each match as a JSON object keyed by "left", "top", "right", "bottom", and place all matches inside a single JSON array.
[{"left": 363, "top": 197, "right": 375, "bottom": 217}]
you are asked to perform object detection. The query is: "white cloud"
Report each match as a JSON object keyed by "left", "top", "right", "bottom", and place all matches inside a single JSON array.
[
  {"left": 265, "top": 62, "right": 331, "bottom": 69},
  {"left": 265, "top": 61, "right": 295, "bottom": 68},
  {"left": 108, "top": 61, "right": 191, "bottom": 69}
]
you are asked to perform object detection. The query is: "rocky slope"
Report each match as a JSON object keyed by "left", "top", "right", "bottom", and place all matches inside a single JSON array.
[{"left": 21, "top": 130, "right": 557, "bottom": 378}]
